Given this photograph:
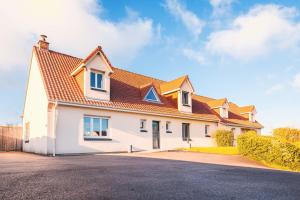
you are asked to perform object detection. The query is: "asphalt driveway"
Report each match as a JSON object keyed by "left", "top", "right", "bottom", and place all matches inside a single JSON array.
[{"left": 0, "top": 152, "right": 299, "bottom": 200}]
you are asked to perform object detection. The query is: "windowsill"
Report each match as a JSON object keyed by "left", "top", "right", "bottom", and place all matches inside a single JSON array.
[
  {"left": 166, "top": 131, "right": 172, "bottom": 133},
  {"left": 25, "top": 140, "right": 29, "bottom": 143},
  {"left": 84, "top": 137, "right": 112, "bottom": 141},
  {"left": 182, "top": 104, "right": 190, "bottom": 107},
  {"left": 91, "top": 88, "right": 106, "bottom": 92},
  {"left": 140, "top": 129, "right": 148, "bottom": 132},
  {"left": 205, "top": 135, "right": 211, "bottom": 138}
]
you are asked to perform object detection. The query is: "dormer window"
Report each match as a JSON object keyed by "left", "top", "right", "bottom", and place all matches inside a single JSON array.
[
  {"left": 90, "top": 71, "right": 103, "bottom": 90},
  {"left": 249, "top": 112, "right": 255, "bottom": 122},
  {"left": 144, "top": 87, "right": 161, "bottom": 103},
  {"left": 221, "top": 107, "right": 228, "bottom": 118},
  {"left": 182, "top": 91, "right": 189, "bottom": 106}
]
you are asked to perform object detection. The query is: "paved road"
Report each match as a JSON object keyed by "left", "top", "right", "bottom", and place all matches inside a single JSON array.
[{"left": 0, "top": 152, "right": 299, "bottom": 200}]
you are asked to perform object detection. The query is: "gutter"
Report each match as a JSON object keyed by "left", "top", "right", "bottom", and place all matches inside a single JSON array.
[
  {"left": 219, "top": 121, "right": 263, "bottom": 129},
  {"left": 52, "top": 100, "right": 219, "bottom": 123}
]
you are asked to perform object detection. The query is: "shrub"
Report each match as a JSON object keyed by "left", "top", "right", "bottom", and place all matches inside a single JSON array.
[
  {"left": 214, "top": 129, "right": 234, "bottom": 147},
  {"left": 273, "top": 128, "right": 300, "bottom": 143},
  {"left": 237, "top": 131, "right": 300, "bottom": 171}
]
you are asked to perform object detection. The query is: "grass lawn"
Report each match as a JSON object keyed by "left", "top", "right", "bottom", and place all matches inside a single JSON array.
[{"left": 179, "top": 147, "right": 239, "bottom": 155}]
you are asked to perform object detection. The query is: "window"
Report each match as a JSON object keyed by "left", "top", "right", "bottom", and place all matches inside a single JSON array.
[
  {"left": 182, "top": 91, "right": 189, "bottom": 105},
  {"left": 90, "top": 71, "right": 103, "bottom": 90},
  {"left": 182, "top": 123, "right": 190, "bottom": 141},
  {"left": 166, "top": 121, "right": 172, "bottom": 133},
  {"left": 231, "top": 128, "right": 235, "bottom": 133},
  {"left": 25, "top": 122, "right": 30, "bottom": 143},
  {"left": 84, "top": 116, "right": 109, "bottom": 139},
  {"left": 205, "top": 125, "right": 210, "bottom": 137},
  {"left": 140, "top": 119, "right": 147, "bottom": 132},
  {"left": 144, "top": 87, "right": 160, "bottom": 103}
]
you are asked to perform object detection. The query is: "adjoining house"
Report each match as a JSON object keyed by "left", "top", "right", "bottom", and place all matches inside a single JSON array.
[{"left": 22, "top": 35, "right": 263, "bottom": 155}]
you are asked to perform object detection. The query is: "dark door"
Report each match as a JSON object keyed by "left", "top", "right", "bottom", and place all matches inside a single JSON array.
[{"left": 152, "top": 121, "right": 160, "bottom": 149}]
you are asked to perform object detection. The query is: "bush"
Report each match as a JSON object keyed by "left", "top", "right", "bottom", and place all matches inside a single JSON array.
[
  {"left": 273, "top": 128, "right": 300, "bottom": 143},
  {"left": 237, "top": 131, "right": 300, "bottom": 171},
  {"left": 214, "top": 129, "right": 234, "bottom": 147}
]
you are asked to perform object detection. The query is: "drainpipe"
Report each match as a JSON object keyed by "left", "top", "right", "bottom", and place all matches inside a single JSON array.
[{"left": 52, "top": 102, "right": 58, "bottom": 157}]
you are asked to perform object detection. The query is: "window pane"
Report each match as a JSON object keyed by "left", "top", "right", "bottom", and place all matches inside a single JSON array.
[
  {"left": 92, "top": 118, "right": 101, "bottom": 136},
  {"left": 101, "top": 119, "right": 108, "bottom": 136},
  {"left": 146, "top": 89, "right": 158, "bottom": 101},
  {"left": 90, "top": 72, "right": 95, "bottom": 88},
  {"left": 97, "top": 73, "right": 103, "bottom": 89},
  {"left": 84, "top": 117, "right": 91, "bottom": 136}
]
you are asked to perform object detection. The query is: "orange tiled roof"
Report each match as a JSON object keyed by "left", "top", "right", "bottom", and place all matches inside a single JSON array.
[
  {"left": 160, "top": 75, "right": 188, "bottom": 94},
  {"left": 33, "top": 46, "right": 262, "bottom": 128},
  {"left": 239, "top": 105, "right": 255, "bottom": 113},
  {"left": 206, "top": 98, "right": 227, "bottom": 108}
]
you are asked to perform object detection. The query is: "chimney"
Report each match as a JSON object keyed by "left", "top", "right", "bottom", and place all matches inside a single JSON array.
[{"left": 38, "top": 34, "right": 49, "bottom": 50}]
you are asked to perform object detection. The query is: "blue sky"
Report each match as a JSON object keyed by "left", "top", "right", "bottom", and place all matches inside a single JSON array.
[{"left": 0, "top": 0, "right": 300, "bottom": 133}]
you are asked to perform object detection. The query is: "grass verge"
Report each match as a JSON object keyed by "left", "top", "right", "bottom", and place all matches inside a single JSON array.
[{"left": 178, "top": 147, "right": 239, "bottom": 155}]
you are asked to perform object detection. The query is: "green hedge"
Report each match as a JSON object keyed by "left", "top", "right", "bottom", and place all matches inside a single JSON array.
[
  {"left": 237, "top": 132, "right": 300, "bottom": 170},
  {"left": 214, "top": 129, "right": 234, "bottom": 147},
  {"left": 273, "top": 128, "right": 300, "bottom": 143}
]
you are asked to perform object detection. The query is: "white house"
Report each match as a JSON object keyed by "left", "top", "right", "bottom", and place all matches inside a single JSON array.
[{"left": 22, "top": 35, "right": 263, "bottom": 155}]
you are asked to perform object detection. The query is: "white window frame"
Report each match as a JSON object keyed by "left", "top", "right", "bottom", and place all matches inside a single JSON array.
[
  {"left": 84, "top": 116, "right": 110, "bottom": 139},
  {"left": 205, "top": 125, "right": 210, "bottom": 137},
  {"left": 182, "top": 91, "right": 189, "bottom": 106},
  {"left": 140, "top": 119, "right": 147, "bottom": 131},
  {"left": 166, "top": 121, "right": 172, "bottom": 133},
  {"left": 144, "top": 87, "right": 161, "bottom": 103},
  {"left": 90, "top": 71, "right": 104, "bottom": 90}
]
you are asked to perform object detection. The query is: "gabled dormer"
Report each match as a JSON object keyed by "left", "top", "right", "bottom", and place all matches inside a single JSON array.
[
  {"left": 160, "top": 75, "right": 195, "bottom": 113},
  {"left": 71, "top": 46, "right": 113, "bottom": 101},
  {"left": 239, "top": 105, "right": 256, "bottom": 122},
  {"left": 207, "top": 98, "right": 229, "bottom": 118}
]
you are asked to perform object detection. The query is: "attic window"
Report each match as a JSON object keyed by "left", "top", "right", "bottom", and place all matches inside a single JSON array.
[
  {"left": 90, "top": 71, "right": 103, "bottom": 90},
  {"left": 182, "top": 91, "right": 189, "bottom": 105},
  {"left": 144, "top": 87, "right": 160, "bottom": 103}
]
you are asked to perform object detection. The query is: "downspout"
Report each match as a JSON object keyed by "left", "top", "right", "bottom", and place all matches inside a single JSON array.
[{"left": 52, "top": 102, "right": 58, "bottom": 157}]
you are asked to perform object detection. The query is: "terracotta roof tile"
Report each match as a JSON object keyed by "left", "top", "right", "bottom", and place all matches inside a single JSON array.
[{"left": 33, "top": 46, "right": 262, "bottom": 128}]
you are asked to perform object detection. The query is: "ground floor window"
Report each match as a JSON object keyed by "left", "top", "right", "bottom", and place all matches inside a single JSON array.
[
  {"left": 205, "top": 125, "right": 210, "bottom": 137},
  {"left": 84, "top": 116, "right": 109, "bottom": 139},
  {"left": 182, "top": 123, "right": 190, "bottom": 141}
]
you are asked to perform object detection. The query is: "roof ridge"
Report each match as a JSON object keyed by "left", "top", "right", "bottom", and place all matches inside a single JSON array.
[
  {"left": 41, "top": 47, "right": 83, "bottom": 60},
  {"left": 112, "top": 66, "right": 166, "bottom": 83}
]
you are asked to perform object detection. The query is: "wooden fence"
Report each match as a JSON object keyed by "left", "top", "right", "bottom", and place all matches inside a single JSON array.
[{"left": 0, "top": 125, "right": 23, "bottom": 151}]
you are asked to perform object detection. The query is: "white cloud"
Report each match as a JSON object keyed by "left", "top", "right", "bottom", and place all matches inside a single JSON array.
[
  {"left": 206, "top": 4, "right": 300, "bottom": 60},
  {"left": 182, "top": 48, "right": 205, "bottom": 64},
  {"left": 209, "top": 0, "right": 234, "bottom": 17},
  {"left": 265, "top": 83, "right": 284, "bottom": 95},
  {"left": 0, "top": 0, "right": 154, "bottom": 71},
  {"left": 164, "top": 0, "right": 205, "bottom": 38},
  {"left": 293, "top": 73, "right": 300, "bottom": 88}
]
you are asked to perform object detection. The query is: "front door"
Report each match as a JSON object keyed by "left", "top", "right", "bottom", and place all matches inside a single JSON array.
[{"left": 152, "top": 121, "right": 160, "bottom": 149}]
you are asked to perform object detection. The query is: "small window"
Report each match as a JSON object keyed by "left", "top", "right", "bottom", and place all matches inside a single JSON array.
[
  {"left": 231, "top": 128, "right": 235, "bottom": 133},
  {"left": 205, "top": 125, "right": 210, "bottom": 137},
  {"left": 182, "top": 91, "right": 189, "bottom": 105},
  {"left": 182, "top": 123, "right": 190, "bottom": 141},
  {"left": 140, "top": 119, "right": 147, "bottom": 132},
  {"left": 25, "top": 122, "right": 30, "bottom": 143},
  {"left": 144, "top": 87, "right": 160, "bottom": 103},
  {"left": 84, "top": 116, "right": 109, "bottom": 139},
  {"left": 90, "top": 71, "right": 103, "bottom": 90},
  {"left": 166, "top": 121, "right": 172, "bottom": 133}
]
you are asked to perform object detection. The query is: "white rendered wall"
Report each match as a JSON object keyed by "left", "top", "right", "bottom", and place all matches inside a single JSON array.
[
  {"left": 22, "top": 52, "right": 49, "bottom": 154},
  {"left": 54, "top": 105, "right": 218, "bottom": 154}
]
